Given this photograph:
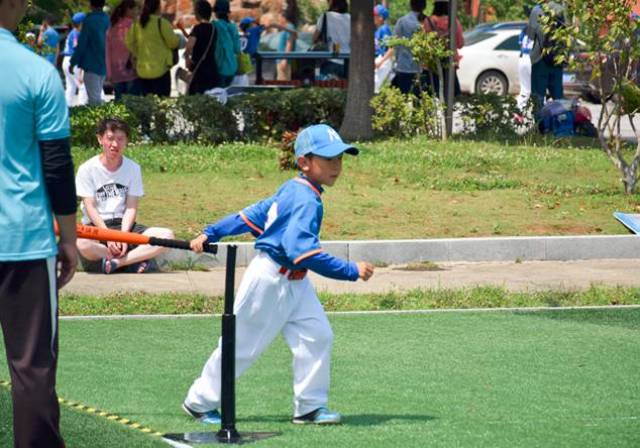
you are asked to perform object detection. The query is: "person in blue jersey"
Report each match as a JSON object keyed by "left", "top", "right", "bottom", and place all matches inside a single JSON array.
[
  {"left": 62, "top": 12, "right": 88, "bottom": 107},
  {"left": 37, "top": 14, "right": 60, "bottom": 65},
  {"left": 373, "top": 3, "right": 394, "bottom": 92},
  {"left": 374, "top": 4, "right": 391, "bottom": 58},
  {"left": 1, "top": 0, "right": 78, "bottom": 445},
  {"left": 183, "top": 124, "right": 375, "bottom": 426}
]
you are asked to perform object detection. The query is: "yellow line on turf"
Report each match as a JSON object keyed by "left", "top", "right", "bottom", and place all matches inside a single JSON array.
[{"left": 0, "top": 379, "right": 164, "bottom": 438}]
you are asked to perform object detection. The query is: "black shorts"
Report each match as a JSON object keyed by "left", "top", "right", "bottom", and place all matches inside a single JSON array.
[{"left": 79, "top": 218, "right": 148, "bottom": 272}]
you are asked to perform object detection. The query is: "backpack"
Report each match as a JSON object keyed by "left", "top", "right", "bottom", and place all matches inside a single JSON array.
[
  {"left": 213, "top": 20, "right": 238, "bottom": 77},
  {"left": 540, "top": 9, "right": 566, "bottom": 67},
  {"left": 539, "top": 100, "right": 575, "bottom": 137}
]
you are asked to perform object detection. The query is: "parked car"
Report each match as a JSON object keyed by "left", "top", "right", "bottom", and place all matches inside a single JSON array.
[
  {"left": 459, "top": 22, "right": 609, "bottom": 103},
  {"left": 473, "top": 21, "right": 528, "bottom": 32},
  {"left": 458, "top": 26, "right": 525, "bottom": 95}
]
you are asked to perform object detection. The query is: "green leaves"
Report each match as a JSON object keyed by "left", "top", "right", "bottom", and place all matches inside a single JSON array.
[
  {"left": 387, "top": 31, "right": 452, "bottom": 72},
  {"left": 70, "top": 102, "right": 138, "bottom": 148},
  {"left": 370, "top": 86, "right": 439, "bottom": 138}
]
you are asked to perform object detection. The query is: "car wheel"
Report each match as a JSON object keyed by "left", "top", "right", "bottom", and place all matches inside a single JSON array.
[{"left": 475, "top": 70, "right": 508, "bottom": 95}]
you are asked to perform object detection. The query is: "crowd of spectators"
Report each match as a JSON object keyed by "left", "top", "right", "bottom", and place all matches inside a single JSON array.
[{"left": 21, "top": 0, "right": 582, "bottom": 117}]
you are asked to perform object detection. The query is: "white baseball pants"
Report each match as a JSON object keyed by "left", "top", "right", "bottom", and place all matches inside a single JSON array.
[
  {"left": 374, "top": 56, "right": 393, "bottom": 93},
  {"left": 517, "top": 55, "right": 532, "bottom": 111},
  {"left": 62, "top": 56, "right": 87, "bottom": 107},
  {"left": 185, "top": 251, "right": 334, "bottom": 417}
]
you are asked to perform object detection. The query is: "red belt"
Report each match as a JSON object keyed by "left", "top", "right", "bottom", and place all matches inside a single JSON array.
[{"left": 279, "top": 266, "right": 307, "bottom": 280}]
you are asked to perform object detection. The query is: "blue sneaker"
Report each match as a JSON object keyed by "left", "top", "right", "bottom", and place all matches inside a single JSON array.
[
  {"left": 182, "top": 402, "right": 221, "bottom": 425},
  {"left": 292, "top": 407, "right": 342, "bottom": 425}
]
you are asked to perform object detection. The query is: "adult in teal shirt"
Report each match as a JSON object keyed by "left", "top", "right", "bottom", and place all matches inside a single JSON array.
[
  {"left": 70, "top": 0, "right": 109, "bottom": 105},
  {"left": 0, "top": 0, "right": 78, "bottom": 445}
]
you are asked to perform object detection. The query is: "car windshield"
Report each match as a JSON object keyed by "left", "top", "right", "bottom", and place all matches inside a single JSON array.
[{"left": 463, "top": 31, "right": 496, "bottom": 46}]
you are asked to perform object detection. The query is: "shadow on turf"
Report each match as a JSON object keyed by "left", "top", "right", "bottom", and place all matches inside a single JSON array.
[
  {"left": 237, "top": 414, "right": 436, "bottom": 426},
  {"left": 514, "top": 308, "right": 640, "bottom": 331}
]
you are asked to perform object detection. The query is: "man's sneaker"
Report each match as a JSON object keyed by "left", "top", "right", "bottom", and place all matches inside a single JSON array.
[
  {"left": 292, "top": 407, "right": 342, "bottom": 425},
  {"left": 182, "top": 402, "right": 221, "bottom": 425}
]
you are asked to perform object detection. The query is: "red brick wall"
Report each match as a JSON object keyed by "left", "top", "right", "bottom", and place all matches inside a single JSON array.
[{"left": 164, "top": 0, "right": 281, "bottom": 26}]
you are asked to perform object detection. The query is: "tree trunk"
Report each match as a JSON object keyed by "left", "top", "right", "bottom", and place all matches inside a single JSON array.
[
  {"left": 437, "top": 62, "right": 447, "bottom": 141},
  {"left": 340, "top": 0, "right": 375, "bottom": 140},
  {"left": 623, "top": 164, "right": 638, "bottom": 194}
]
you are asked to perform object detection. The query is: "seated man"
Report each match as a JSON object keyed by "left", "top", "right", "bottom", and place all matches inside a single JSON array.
[{"left": 76, "top": 118, "right": 174, "bottom": 273}]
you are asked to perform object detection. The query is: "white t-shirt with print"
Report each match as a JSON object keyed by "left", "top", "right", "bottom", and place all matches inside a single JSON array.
[{"left": 75, "top": 155, "right": 144, "bottom": 224}]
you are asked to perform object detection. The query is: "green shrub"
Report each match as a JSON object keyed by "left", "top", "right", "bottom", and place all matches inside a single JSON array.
[
  {"left": 70, "top": 89, "right": 345, "bottom": 147},
  {"left": 121, "top": 95, "right": 174, "bottom": 143},
  {"left": 455, "top": 93, "right": 530, "bottom": 139},
  {"left": 371, "top": 86, "right": 439, "bottom": 138},
  {"left": 70, "top": 102, "right": 138, "bottom": 147},
  {"left": 176, "top": 94, "right": 240, "bottom": 144},
  {"left": 235, "top": 88, "right": 346, "bottom": 141}
]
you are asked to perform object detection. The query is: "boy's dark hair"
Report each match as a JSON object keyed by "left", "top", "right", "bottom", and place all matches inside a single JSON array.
[
  {"left": 195, "top": 0, "right": 212, "bottom": 21},
  {"left": 90, "top": 0, "right": 106, "bottom": 9},
  {"left": 96, "top": 118, "right": 130, "bottom": 138}
]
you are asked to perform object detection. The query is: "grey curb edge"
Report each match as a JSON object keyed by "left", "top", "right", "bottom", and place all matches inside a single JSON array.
[{"left": 157, "top": 235, "right": 640, "bottom": 268}]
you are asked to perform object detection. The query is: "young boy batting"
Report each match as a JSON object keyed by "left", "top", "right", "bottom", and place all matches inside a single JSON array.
[{"left": 184, "top": 124, "right": 375, "bottom": 425}]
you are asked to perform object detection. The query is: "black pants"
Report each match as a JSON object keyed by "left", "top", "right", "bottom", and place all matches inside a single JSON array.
[
  {"left": 140, "top": 71, "right": 171, "bottom": 97},
  {"left": 0, "top": 258, "right": 64, "bottom": 448},
  {"left": 531, "top": 59, "right": 564, "bottom": 114},
  {"left": 424, "top": 68, "right": 461, "bottom": 99}
]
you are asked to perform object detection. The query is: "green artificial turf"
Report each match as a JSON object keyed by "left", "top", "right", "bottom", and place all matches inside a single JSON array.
[
  {"left": 1, "top": 309, "right": 639, "bottom": 447},
  {"left": 0, "top": 386, "right": 165, "bottom": 447}
]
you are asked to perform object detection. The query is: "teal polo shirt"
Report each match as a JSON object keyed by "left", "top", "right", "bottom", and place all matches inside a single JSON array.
[{"left": 0, "top": 28, "right": 70, "bottom": 261}]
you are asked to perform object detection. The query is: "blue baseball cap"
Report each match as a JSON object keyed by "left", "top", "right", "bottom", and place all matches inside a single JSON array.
[
  {"left": 72, "top": 12, "right": 86, "bottom": 24},
  {"left": 294, "top": 124, "right": 359, "bottom": 158},
  {"left": 240, "top": 17, "right": 255, "bottom": 27},
  {"left": 373, "top": 4, "right": 389, "bottom": 19}
]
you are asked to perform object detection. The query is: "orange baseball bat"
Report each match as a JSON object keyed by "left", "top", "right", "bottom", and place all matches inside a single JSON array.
[{"left": 55, "top": 222, "right": 218, "bottom": 254}]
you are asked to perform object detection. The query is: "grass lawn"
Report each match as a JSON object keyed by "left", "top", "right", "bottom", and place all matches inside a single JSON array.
[
  {"left": 1, "top": 308, "right": 639, "bottom": 447},
  {"left": 73, "top": 138, "right": 640, "bottom": 241},
  {"left": 58, "top": 286, "right": 640, "bottom": 316}
]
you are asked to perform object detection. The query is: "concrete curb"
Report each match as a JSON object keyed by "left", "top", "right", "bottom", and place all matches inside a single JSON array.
[{"left": 157, "top": 234, "right": 640, "bottom": 268}]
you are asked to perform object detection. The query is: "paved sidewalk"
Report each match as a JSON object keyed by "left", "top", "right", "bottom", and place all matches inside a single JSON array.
[{"left": 63, "top": 258, "right": 640, "bottom": 296}]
